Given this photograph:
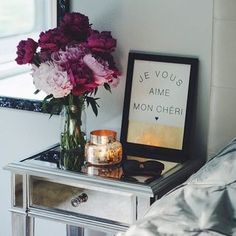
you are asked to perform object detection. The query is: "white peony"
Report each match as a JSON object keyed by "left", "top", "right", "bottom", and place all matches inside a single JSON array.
[{"left": 32, "top": 62, "right": 73, "bottom": 98}]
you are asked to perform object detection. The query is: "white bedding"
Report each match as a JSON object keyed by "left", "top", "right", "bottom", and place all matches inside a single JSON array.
[{"left": 117, "top": 138, "right": 236, "bottom": 236}]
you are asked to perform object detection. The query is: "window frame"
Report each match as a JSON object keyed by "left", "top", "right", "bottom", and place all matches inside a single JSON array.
[
  {"left": 0, "top": 0, "right": 70, "bottom": 113},
  {"left": 0, "top": 1, "right": 56, "bottom": 75}
]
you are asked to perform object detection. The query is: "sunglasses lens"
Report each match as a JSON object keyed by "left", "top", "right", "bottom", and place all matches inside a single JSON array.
[
  {"left": 122, "top": 160, "right": 165, "bottom": 177},
  {"left": 121, "top": 175, "right": 138, "bottom": 183},
  {"left": 144, "top": 161, "right": 164, "bottom": 171},
  {"left": 122, "top": 160, "right": 139, "bottom": 172}
]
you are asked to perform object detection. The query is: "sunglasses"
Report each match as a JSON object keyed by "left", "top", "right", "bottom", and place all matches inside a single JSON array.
[
  {"left": 121, "top": 175, "right": 157, "bottom": 184},
  {"left": 122, "top": 160, "right": 165, "bottom": 177}
]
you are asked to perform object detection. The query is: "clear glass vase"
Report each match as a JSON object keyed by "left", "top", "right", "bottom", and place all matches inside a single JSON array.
[{"left": 60, "top": 102, "right": 87, "bottom": 171}]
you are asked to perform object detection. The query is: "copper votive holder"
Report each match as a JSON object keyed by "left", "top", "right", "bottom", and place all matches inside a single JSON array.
[{"left": 85, "top": 130, "right": 122, "bottom": 166}]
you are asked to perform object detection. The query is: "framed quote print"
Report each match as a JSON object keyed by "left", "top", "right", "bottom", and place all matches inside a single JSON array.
[{"left": 120, "top": 52, "right": 198, "bottom": 162}]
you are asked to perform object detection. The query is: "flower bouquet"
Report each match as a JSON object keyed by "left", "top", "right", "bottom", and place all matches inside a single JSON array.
[{"left": 15, "top": 12, "right": 120, "bottom": 171}]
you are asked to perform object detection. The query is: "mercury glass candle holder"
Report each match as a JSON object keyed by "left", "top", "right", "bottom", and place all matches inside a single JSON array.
[{"left": 85, "top": 130, "right": 122, "bottom": 166}]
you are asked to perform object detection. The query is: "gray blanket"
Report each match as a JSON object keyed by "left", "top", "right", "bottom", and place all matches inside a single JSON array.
[{"left": 117, "top": 139, "right": 236, "bottom": 236}]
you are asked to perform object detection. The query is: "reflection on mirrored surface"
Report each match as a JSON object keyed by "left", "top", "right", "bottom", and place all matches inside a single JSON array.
[
  {"left": 13, "top": 174, "right": 23, "bottom": 208},
  {"left": 82, "top": 164, "right": 123, "bottom": 179},
  {"left": 22, "top": 145, "right": 182, "bottom": 185},
  {"left": 30, "top": 177, "right": 82, "bottom": 209},
  {"left": 30, "top": 176, "right": 135, "bottom": 224}
]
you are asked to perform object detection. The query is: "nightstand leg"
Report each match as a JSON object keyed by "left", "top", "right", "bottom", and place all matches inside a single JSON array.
[
  {"left": 12, "top": 212, "right": 34, "bottom": 236},
  {"left": 66, "top": 227, "right": 115, "bottom": 236}
]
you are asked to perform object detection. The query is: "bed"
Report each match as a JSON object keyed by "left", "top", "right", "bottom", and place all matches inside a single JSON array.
[{"left": 117, "top": 138, "right": 236, "bottom": 236}]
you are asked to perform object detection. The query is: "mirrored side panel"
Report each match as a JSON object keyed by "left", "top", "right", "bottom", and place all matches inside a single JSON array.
[{"left": 13, "top": 174, "right": 23, "bottom": 208}]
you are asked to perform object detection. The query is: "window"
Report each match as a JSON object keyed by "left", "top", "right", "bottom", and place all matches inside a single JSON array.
[
  {"left": 0, "top": 2, "right": 35, "bottom": 38},
  {"left": 0, "top": 0, "right": 57, "bottom": 79}
]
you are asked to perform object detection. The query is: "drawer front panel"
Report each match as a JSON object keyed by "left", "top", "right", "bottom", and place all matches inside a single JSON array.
[{"left": 30, "top": 177, "right": 136, "bottom": 224}]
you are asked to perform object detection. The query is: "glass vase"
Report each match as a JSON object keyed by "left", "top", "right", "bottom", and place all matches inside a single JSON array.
[{"left": 60, "top": 103, "right": 87, "bottom": 171}]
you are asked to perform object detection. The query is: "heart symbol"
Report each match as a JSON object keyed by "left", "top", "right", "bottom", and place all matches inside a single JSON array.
[{"left": 155, "top": 117, "right": 159, "bottom": 121}]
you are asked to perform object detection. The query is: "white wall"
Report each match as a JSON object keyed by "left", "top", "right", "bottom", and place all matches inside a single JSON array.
[
  {"left": 207, "top": 0, "right": 236, "bottom": 157},
  {"left": 0, "top": 0, "right": 214, "bottom": 235},
  {"left": 72, "top": 0, "right": 213, "bottom": 159},
  {"left": 0, "top": 108, "right": 62, "bottom": 236}
]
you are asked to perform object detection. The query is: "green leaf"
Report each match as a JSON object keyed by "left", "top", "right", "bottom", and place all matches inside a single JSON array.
[
  {"left": 104, "top": 83, "right": 111, "bottom": 93},
  {"left": 86, "top": 96, "right": 100, "bottom": 116},
  {"left": 34, "top": 89, "right": 40, "bottom": 95},
  {"left": 44, "top": 94, "right": 53, "bottom": 101},
  {"left": 94, "top": 87, "right": 98, "bottom": 96},
  {"left": 42, "top": 96, "right": 63, "bottom": 116},
  {"left": 88, "top": 88, "right": 98, "bottom": 96}
]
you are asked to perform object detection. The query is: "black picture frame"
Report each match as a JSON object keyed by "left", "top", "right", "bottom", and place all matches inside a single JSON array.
[{"left": 120, "top": 51, "right": 198, "bottom": 163}]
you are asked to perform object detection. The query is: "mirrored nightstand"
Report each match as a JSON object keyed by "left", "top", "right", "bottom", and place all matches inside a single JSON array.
[{"left": 4, "top": 144, "right": 202, "bottom": 236}]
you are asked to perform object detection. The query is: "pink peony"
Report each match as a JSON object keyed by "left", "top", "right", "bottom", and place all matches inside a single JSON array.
[
  {"left": 60, "top": 12, "right": 91, "bottom": 42},
  {"left": 51, "top": 44, "right": 88, "bottom": 66},
  {"left": 32, "top": 62, "right": 73, "bottom": 98},
  {"left": 15, "top": 38, "right": 38, "bottom": 65},
  {"left": 108, "top": 77, "right": 120, "bottom": 88},
  {"left": 87, "top": 31, "right": 116, "bottom": 53},
  {"left": 83, "top": 54, "right": 115, "bottom": 85},
  {"left": 51, "top": 45, "right": 98, "bottom": 96}
]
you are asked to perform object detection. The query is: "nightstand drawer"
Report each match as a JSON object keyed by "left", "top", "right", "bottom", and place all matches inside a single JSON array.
[{"left": 29, "top": 177, "right": 136, "bottom": 224}]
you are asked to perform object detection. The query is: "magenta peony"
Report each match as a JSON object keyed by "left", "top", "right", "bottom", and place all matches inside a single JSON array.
[
  {"left": 87, "top": 31, "right": 116, "bottom": 53},
  {"left": 60, "top": 12, "right": 91, "bottom": 42},
  {"left": 52, "top": 45, "right": 98, "bottom": 96},
  {"left": 15, "top": 38, "right": 38, "bottom": 65},
  {"left": 38, "top": 28, "right": 71, "bottom": 58},
  {"left": 70, "top": 63, "right": 98, "bottom": 96}
]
